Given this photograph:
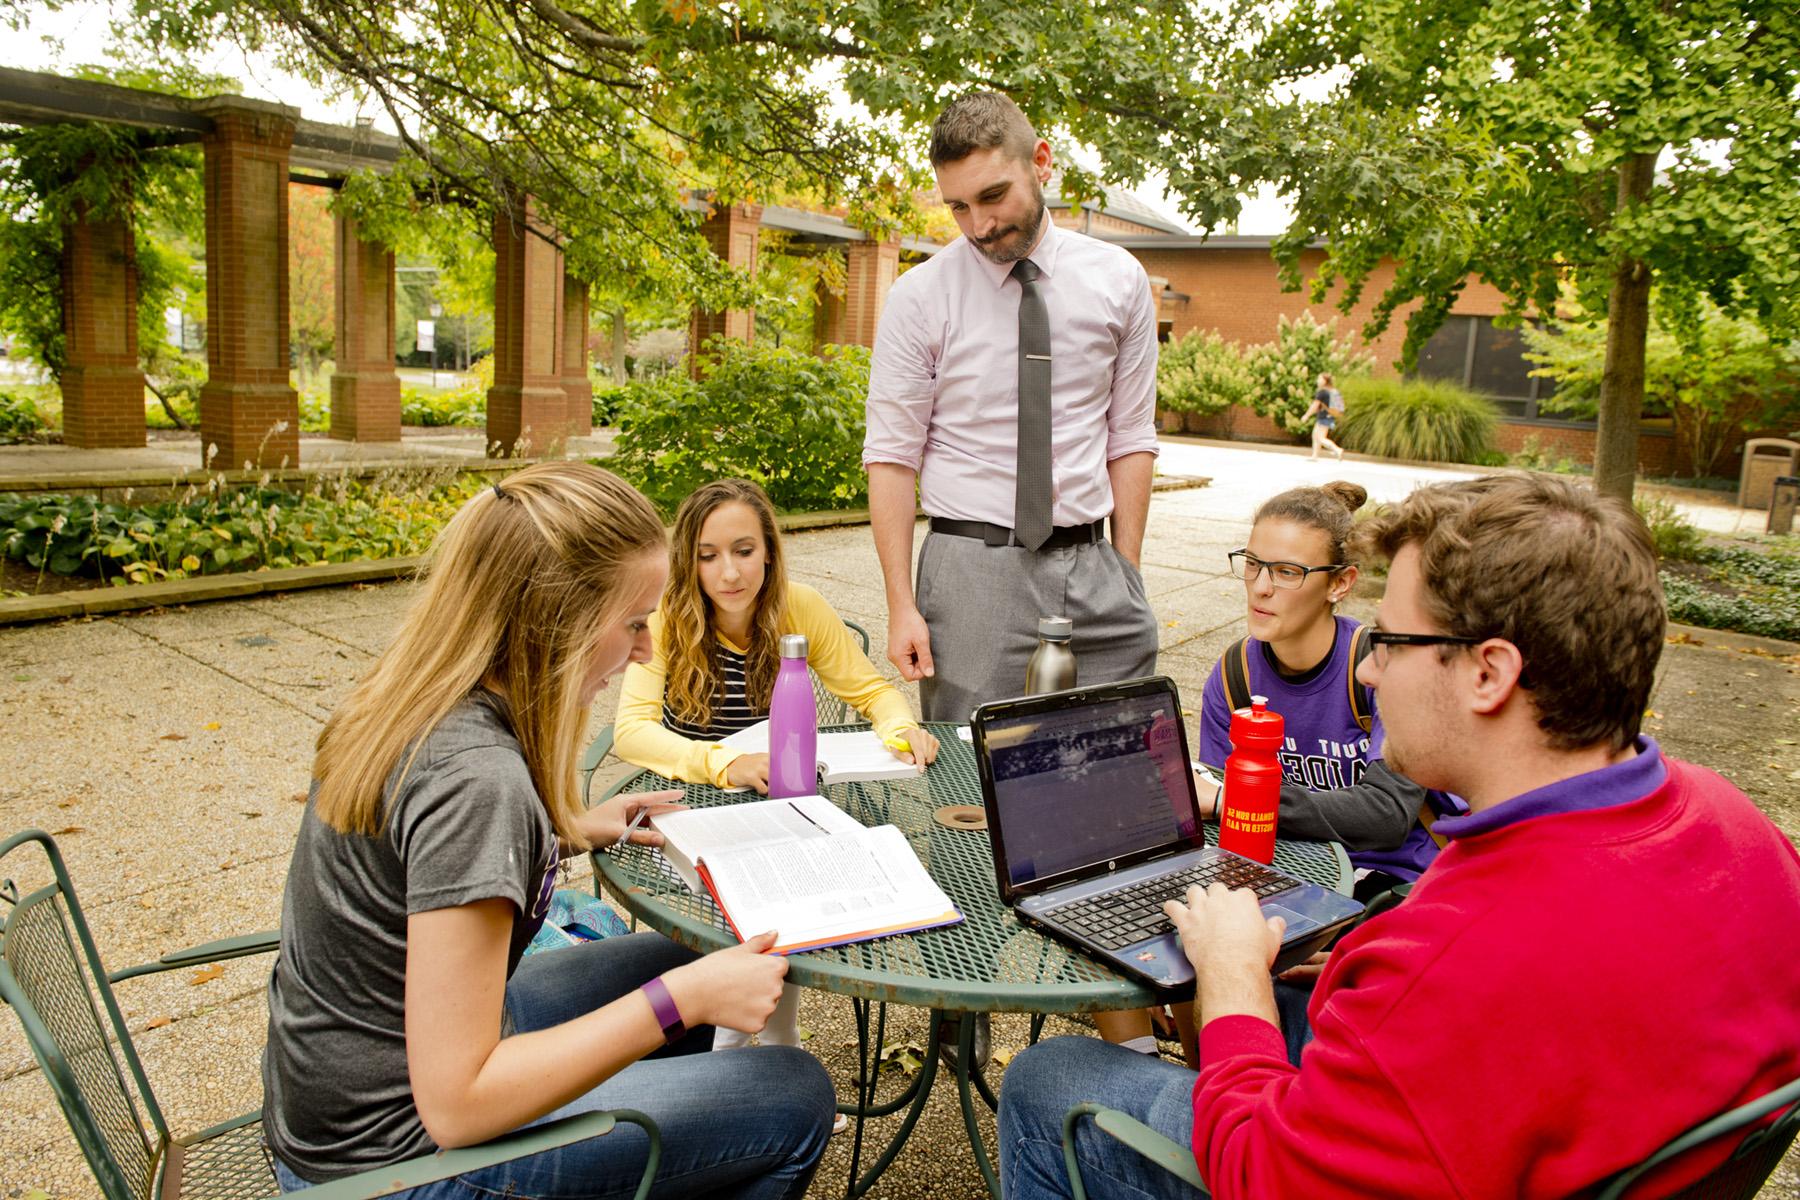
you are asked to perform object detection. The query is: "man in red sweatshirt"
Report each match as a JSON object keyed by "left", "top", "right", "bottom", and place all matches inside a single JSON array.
[{"left": 998, "top": 473, "right": 1800, "bottom": 1199}]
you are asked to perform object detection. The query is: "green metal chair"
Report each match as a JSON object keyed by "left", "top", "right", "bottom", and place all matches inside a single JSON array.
[
  {"left": 1059, "top": 1075, "right": 1800, "bottom": 1200},
  {"left": 0, "top": 828, "right": 662, "bottom": 1200},
  {"left": 580, "top": 617, "right": 874, "bottom": 799},
  {"left": 1594, "top": 1074, "right": 1800, "bottom": 1200}
]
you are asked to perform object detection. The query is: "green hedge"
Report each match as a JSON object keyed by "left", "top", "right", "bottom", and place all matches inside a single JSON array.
[
  {"left": 1661, "top": 546, "right": 1800, "bottom": 641},
  {"left": 0, "top": 389, "right": 50, "bottom": 444},
  {"left": 1337, "top": 377, "right": 1498, "bottom": 464},
  {"left": 606, "top": 340, "right": 871, "bottom": 513},
  {"left": 0, "top": 474, "right": 483, "bottom": 586}
]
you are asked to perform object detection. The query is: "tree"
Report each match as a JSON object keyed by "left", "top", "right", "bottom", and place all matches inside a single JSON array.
[
  {"left": 1143, "top": 0, "right": 1800, "bottom": 500},
  {"left": 289, "top": 183, "right": 335, "bottom": 379}
]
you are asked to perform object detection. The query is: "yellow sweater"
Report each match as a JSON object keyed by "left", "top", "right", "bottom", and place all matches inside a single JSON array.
[{"left": 614, "top": 582, "right": 918, "bottom": 787}]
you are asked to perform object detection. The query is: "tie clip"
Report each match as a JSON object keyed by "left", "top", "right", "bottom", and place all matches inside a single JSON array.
[{"left": 1025, "top": 354, "right": 1052, "bottom": 361}]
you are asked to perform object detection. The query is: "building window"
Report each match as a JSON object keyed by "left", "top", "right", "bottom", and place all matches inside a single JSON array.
[{"left": 1412, "top": 316, "right": 1574, "bottom": 423}]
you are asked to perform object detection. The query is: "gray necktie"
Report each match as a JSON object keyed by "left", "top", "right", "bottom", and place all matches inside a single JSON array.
[{"left": 1011, "top": 258, "right": 1052, "bottom": 551}]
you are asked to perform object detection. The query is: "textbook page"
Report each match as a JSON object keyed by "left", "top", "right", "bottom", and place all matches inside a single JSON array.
[
  {"left": 650, "top": 795, "right": 860, "bottom": 892},
  {"left": 700, "top": 824, "right": 961, "bottom": 953},
  {"left": 716, "top": 722, "right": 921, "bottom": 784}
]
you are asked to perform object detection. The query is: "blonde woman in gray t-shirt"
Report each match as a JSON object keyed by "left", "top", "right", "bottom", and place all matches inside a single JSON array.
[{"left": 262, "top": 462, "right": 834, "bottom": 1198}]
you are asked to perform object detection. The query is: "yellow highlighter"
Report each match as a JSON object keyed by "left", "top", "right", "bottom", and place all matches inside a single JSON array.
[{"left": 883, "top": 736, "right": 913, "bottom": 754}]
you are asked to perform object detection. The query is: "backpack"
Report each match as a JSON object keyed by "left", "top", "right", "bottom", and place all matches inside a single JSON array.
[
  {"left": 1219, "top": 625, "right": 1374, "bottom": 736},
  {"left": 1217, "top": 626, "right": 1447, "bottom": 848}
]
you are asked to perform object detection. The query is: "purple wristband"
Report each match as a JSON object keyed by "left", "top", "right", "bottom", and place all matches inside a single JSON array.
[{"left": 641, "top": 975, "right": 686, "bottom": 1044}]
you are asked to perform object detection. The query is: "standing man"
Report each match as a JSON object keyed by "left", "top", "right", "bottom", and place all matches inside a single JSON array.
[
  {"left": 863, "top": 91, "right": 1161, "bottom": 726},
  {"left": 997, "top": 473, "right": 1800, "bottom": 1199}
]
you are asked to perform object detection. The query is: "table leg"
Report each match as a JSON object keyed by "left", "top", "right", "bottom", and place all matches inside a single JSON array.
[
  {"left": 841, "top": 999, "right": 942, "bottom": 1198},
  {"left": 949, "top": 1009, "right": 1004, "bottom": 1199}
]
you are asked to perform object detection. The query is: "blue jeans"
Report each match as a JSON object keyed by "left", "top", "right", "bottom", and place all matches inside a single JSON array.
[
  {"left": 998, "top": 1037, "right": 1211, "bottom": 1200},
  {"left": 274, "top": 933, "right": 834, "bottom": 1200}
]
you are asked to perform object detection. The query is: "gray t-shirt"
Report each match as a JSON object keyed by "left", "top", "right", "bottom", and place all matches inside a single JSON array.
[{"left": 262, "top": 693, "right": 557, "bottom": 1182}]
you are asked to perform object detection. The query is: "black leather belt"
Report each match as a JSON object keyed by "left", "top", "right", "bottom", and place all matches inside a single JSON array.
[{"left": 928, "top": 517, "right": 1106, "bottom": 549}]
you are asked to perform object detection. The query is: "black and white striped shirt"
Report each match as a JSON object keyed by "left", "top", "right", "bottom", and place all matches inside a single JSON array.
[{"left": 661, "top": 644, "right": 767, "bottom": 739}]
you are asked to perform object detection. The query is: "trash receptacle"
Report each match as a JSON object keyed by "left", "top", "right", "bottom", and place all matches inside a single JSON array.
[
  {"left": 1738, "top": 438, "right": 1800, "bottom": 510},
  {"left": 1771, "top": 477, "right": 1799, "bottom": 536}
]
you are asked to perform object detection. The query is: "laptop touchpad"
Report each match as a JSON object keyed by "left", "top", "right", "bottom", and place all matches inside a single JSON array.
[{"left": 1261, "top": 903, "right": 1317, "bottom": 935}]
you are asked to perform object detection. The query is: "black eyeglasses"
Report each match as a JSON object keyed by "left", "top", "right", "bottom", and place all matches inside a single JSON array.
[
  {"left": 1227, "top": 549, "right": 1347, "bottom": 590},
  {"left": 1365, "top": 630, "right": 1485, "bottom": 668}
]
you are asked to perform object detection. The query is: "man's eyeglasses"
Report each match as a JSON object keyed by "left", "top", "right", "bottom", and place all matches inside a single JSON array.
[
  {"left": 1227, "top": 549, "right": 1346, "bottom": 590},
  {"left": 1365, "top": 630, "right": 1484, "bottom": 669}
]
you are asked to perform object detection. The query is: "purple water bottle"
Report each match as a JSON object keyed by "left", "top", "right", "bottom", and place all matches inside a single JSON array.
[{"left": 767, "top": 633, "right": 818, "bottom": 798}]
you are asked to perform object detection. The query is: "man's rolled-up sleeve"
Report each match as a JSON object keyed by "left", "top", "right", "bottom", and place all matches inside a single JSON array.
[
  {"left": 1106, "top": 263, "right": 1161, "bottom": 461},
  {"left": 863, "top": 279, "right": 936, "bottom": 471}
]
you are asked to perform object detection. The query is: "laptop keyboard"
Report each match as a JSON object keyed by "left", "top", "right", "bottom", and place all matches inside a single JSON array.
[{"left": 1045, "top": 857, "right": 1299, "bottom": 950}]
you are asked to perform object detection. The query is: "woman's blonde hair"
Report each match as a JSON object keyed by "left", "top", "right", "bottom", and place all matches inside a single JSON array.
[
  {"left": 661, "top": 479, "right": 789, "bottom": 729},
  {"left": 311, "top": 462, "right": 665, "bottom": 847}
]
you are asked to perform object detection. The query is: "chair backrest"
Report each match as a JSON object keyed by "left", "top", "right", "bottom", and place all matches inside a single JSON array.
[
  {"left": 1596, "top": 1075, "right": 1800, "bottom": 1200},
  {"left": 809, "top": 619, "right": 872, "bottom": 728},
  {"left": 1, "top": 830, "right": 169, "bottom": 1200}
]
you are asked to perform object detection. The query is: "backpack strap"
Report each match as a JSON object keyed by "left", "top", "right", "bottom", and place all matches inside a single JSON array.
[
  {"left": 1347, "top": 624, "right": 1375, "bottom": 735},
  {"left": 1220, "top": 636, "right": 1253, "bottom": 713}
]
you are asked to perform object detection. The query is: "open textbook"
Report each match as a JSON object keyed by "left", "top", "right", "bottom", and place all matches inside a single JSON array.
[
  {"left": 716, "top": 721, "right": 925, "bottom": 785},
  {"left": 649, "top": 795, "right": 962, "bottom": 954}
]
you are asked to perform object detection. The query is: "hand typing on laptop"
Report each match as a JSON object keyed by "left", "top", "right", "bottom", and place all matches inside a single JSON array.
[{"left": 1162, "top": 882, "right": 1288, "bottom": 1027}]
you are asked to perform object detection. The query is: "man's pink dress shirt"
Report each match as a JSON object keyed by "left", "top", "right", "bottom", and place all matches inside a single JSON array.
[{"left": 863, "top": 220, "right": 1160, "bottom": 528}]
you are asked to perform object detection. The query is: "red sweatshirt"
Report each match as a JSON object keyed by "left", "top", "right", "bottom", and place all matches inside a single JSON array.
[{"left": 1191, "top": 754, "right": 1800, "bottom": 1198}]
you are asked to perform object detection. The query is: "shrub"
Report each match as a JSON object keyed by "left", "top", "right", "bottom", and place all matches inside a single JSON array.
[
  {"left": 1335, "top": 377, "right": 1497, "bottom": 463},
  {"left": 1660, "top": 545, "right": 1800, "bottom": 641},
  {"left": 1157, "top": 329, "right": 1250, "bottom": 418},
  {"left": 401, "top": 384, "right": 486, "bottom": 427},
  {"left": 0, "top": 472, "right": 484, "bottom": 586},
  {"left": 592, "top": 382, "right": 628, "bottom": 428},
  {"left": 1508, "top": 435, "right": 1585, "bottom": 475},
  {"left": 607, "top": 340, "right": 870, "bottom": 513},
  {"left": 0, "top": 389, "right": 50, "bottom": 444},
  {"left": 1633, "top": 496, "right": 1707, "bottom": 562},
  {"left": 1243, "top": 312, "right": 1371, "bottom": 434}
]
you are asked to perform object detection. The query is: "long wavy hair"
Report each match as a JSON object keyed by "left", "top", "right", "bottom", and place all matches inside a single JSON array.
[
  {"left": 661, "top": 479, "right": 790, "bottom": 729},
  {"left": 311, "top": 462, "right": 666, "bottom": 848}
]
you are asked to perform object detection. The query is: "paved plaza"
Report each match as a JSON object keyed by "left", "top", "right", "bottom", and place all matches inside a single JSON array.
[{"left": 2, "top": 439, "right": 1796, "bottom": 1198}]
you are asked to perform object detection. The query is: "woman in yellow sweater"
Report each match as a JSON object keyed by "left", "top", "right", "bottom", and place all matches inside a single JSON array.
[
  {"left": 615, "top": 477, "right": 939, "bottom": 789},
  {"left": 615, "top": 479, "right": 938, "bottom": 1061}
]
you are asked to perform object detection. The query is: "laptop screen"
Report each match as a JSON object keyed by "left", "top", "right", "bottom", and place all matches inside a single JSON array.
[{"left": 980, "top": 685, "right": 1201, "bottom": 893}]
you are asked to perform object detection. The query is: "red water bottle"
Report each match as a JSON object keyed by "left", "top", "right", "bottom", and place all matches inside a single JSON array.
[{"left": 1219, "top": 695, "right": 1283, "bottom": 864}]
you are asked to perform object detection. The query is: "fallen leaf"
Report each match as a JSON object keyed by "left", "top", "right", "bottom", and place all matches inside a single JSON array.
[
  {"left": 138, "top": 896, "right": 155, "bottom": 909},
  {"left": 990, "top": 1047, "right": 1016, "bottom": 1070},
  {"left": 56, "top": 675, "right": 73, "bottom": 684},
  {"left": 160, "top": 732, "right": 187, "bottom": 741},
  {"left": 57, "top": 797, "right": 79, "bottom": 808},
  {"left": 188, "top": 964, "right": 224, "bottom": 986},
  {"left": 201, "top": 721, "right": 221, "bottom": 731},
  {"left": 21, "top": 1188, "right": 54, "bottom": 1200},
  {"left": 797, "top": 1025, "right": 814, "bottom": 1042},
  {"left": 146, "top": 1016, "right": 173, "bottom": 1030},
  {"left": 1777, "top": 739, "right": 1796, "bottom": 746},
  {"left": 51, "top": 825, "right": 85, "bottom": 836},
  {"left": 289, "top": 791, "right": 308, "bottom": 803},
  {"left": 219, "top": 860, "right": 235, "bottom": 870},
  {"left": 13, "top": 673, "right": 32, "bottom": 682},
  {"left": 240, "top": 811, "right": 262, "bottom": 819}
]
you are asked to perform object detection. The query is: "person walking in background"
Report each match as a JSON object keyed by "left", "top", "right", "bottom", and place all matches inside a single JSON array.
[{"left": 1304, "top": 372, "right": 1345, "bottom": 461}]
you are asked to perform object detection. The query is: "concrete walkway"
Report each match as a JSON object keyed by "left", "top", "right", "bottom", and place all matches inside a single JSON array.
[{"left": 1, "top": 439, "right": 1795, "bottom": 1199}]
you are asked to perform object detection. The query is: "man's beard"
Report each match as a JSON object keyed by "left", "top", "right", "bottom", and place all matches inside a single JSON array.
[{"left": 972, "top": 189, "right": 1046, "bottom": 264}]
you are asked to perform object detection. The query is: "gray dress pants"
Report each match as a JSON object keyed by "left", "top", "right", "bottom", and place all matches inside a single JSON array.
[{"left": 915, "top": 531, "right": 1159, "bottom": 723}]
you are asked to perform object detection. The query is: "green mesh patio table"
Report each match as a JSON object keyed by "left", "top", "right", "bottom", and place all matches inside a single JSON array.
[{"left": 591, "top": 722, "right": 1352, "bottom": 1198}]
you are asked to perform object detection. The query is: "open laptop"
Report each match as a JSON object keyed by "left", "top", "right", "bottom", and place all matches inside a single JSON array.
[{"left": 971, "top": 675, "right": 1364, "bottom": 995}]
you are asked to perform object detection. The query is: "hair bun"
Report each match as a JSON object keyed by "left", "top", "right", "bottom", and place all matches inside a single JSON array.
[{"left": 1320, "top": 481, "right": 1369, "bottom": 514}]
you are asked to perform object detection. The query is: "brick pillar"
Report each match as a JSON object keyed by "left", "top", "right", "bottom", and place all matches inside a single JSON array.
[
  {"left": 60, "top": 203, "right": 145, "bottom": 448},
  {"left": 488, "top": 196, "right": 566, "bottom": 457},
  {"left": 688, "top": 201, "right": 762, "bottom": 370},
  {"left": 329, "top": 212, "right": 401, "bottom": 442},
  {"left": 197, "top": 98, "right": 300, "bottom": 469},
  {"left": 814, "top": 239, "right": 899, "bottom": 350},
  {"left": 562, "top": 274, "right": 593, "bottom": 439}
]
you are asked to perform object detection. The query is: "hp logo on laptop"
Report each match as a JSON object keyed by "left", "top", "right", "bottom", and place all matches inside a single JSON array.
[{"left": 1108, "top": 860, "right": 1117, "bottom": 871}]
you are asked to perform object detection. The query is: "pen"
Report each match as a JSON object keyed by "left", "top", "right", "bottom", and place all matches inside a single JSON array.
[
  {"left": 788, "top": 801, "right": 825, "bottom": 831},
  {"left": 613, "top": 807, "right": 651, "bottom": 848}
]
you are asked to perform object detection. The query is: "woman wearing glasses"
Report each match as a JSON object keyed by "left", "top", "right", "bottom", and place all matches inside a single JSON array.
[{"left": 1196, "top": 482, "right": 1454, "bottom": 899}]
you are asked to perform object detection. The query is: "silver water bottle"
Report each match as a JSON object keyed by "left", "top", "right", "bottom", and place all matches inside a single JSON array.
[{"left": 1024, "top": 616, "right": 1077, "bottom": 694}]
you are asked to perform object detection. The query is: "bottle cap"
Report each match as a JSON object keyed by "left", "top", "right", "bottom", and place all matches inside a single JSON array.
[
  {"left": 778, "top": 633, "right": 809, "bottom": 659},
  {"left": 1037, "top": 616, "right": 1073, "bottom": 640}
]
